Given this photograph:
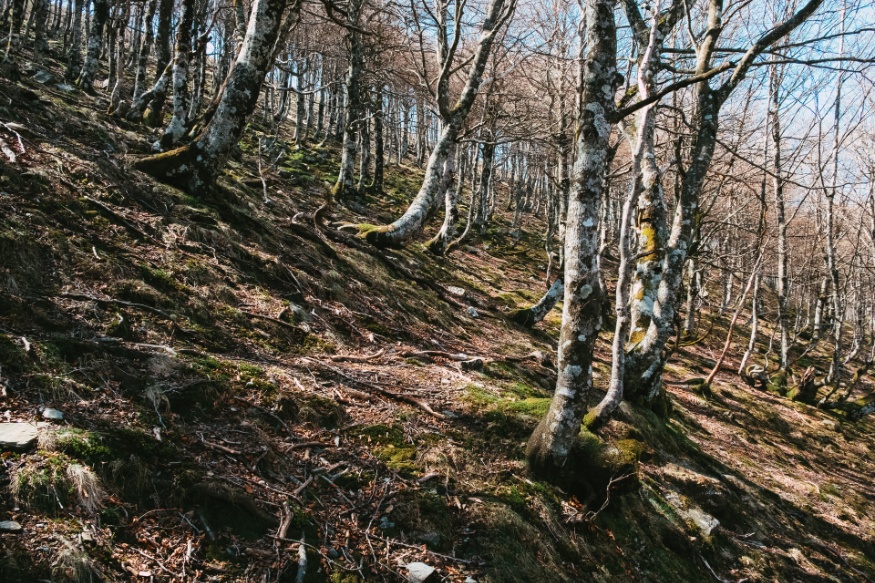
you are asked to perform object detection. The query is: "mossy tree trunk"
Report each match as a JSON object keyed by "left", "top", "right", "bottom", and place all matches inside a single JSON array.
[
  {"left": 622, "top": 0, "right": 826, "bottom": 405},
  {"left": 526, "top": 0, "right": 616, "bottom": 475},
  {"left": 360, "top": 0, "right": 514, "bottom": 248},
  {"left": 134, "top": 0, "right": 299, "bottom": 194},
  {"left": 587, "top": 0, "right": 662, "bottom": 430}
]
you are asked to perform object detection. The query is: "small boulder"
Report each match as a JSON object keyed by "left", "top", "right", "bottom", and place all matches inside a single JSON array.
[
  {"left": 0, "top": 423, "right": 40, "bottom": 452},
  {"left": 42, "top": 408, "right": 64, "bottom": 421},
  {"left": 0, "top": 520, "right": 22, "bottom": 533},
  {"left": 406, "top": 562, "right": 438, "bottom": 583}
]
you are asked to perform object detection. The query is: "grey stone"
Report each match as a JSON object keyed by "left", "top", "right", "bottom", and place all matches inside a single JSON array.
[
  {"left": 33, "top": 70, "right": 55, "bottom": 84},
  {"left": 0, "top": 423, "right": 40, "bottom": 452},
  {"left": 466, "top": 306, "right": 479, "bottom": 318},
  {"left": 446, "top": 286, "right": 466, "bottom": 297},
  {"left": 0, "top": 520, "right": 22, "bottom": 533},
  {"left": 406, "top": 562, "right": 438, "bottom": 583},
  {"left": 42, "top": 408, "right": 64, "bottom": 421}
]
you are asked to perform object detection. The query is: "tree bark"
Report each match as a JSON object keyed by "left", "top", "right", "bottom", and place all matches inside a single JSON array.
[
  {"left": 156, "top": 0, "right": 195, "bottom": 151},
  {"left": 77, "top": 0, "right": 110, "bottom": 94},
  {"left": 360, "top": 0, "right": 513, "bottom": 248},
  {"left": 526, "top": 0, "right": 616, "bottom": 476},
  {"left": 134, "top": 0, "right": 299, "bottom": 194}
]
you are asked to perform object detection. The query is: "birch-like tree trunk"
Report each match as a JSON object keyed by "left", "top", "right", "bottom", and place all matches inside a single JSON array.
[
  {"left": 771, "top": 63, "right": 791, "bottom": 373},
  {"left": 623, "top": 0, "right": 825, "bottom": 404},
  {"left": 135, "top": 0, "right": 300, "bottom": 194},
  {"left": 156, "top": 0, "right": 195, "bottom": 151},
  {"left": 586, "top": 2, "right": 661, "bottom": 429},
  {"left": 332, "top": 0, "right": 365, "bottom": 200},
  {"left": 360, "top": 0, "right": 514, "bottom": 248},
  {"left": 132, "top": 0, "right": 157, "bottom": 100},
  {"left": 526, "top": 0, "right": 615, "bottom": 475},
  {"left": 77, "top": 0, "right": 110, "bottom": 94},
  {"left": 425, "top": 142, "right": 458, "bottom": 255},
  {"left": 65, "top": 0, "right": 84, "bottom": 79}
]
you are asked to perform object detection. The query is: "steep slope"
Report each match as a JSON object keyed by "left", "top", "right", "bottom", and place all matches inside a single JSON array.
[{"left": 1, "top": 57, "right": 874, "bottom": 583}]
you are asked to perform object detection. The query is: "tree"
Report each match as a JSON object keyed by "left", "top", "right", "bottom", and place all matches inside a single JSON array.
[
  {"left": 525, "top": 0, "right": 616, "bottom": 475},
  {"left": 135, "top": 0, "right": 302, "bottom": 194}
]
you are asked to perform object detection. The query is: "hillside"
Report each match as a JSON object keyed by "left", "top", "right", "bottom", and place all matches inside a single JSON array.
[{"left": 1, "top": 56, "right": 875, "bottom": 583}]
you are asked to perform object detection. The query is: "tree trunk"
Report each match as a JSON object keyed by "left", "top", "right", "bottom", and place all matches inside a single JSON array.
[
  {"left": 332, "top": 0, "right": 364, "bottom": 200},
  {"left": 156, "top": 0, "right": 194, "bottom": 151},
  {"left": 526, "top": 0, "right": 615, "bottom": 477},
  {"left": 360, "top": 0, "right": 512, "bottom": 248},
  {"left": 77, "top": 0, "right": 110, "bottom": 94},
  {"left": 371, "top": 84, "right": 384, "bottom": 192},
  {"left": 154, "top": 0, "right": 173, "bottom": 81},
  {"left": 132, "top": 0, "right": 156, "bottom": 99},
  {"left": 425, "top": 141, "right": 459, "bottom": 255},
  {"left": 134, "top": 0, "right": 298, "bottom": 194},
  {"left": 65, "top": 0, "right": 84, "bottom": 78}
]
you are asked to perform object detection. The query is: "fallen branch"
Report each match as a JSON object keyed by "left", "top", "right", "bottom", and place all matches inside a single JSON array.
[
  {"left": 302, "top": 358, "right": 445, "bottom": 419},
  {"left": 329, "top": 349, "right": 386, "bottom": 363},
  {"left": 231, "top": 396, "right": 295, "bottom": 438},
  {"left": 239, "top": 309, "right": 304, "bottom": 333},
  {"left": 54, "top": 292, "right": 172, "bottom": 319}
]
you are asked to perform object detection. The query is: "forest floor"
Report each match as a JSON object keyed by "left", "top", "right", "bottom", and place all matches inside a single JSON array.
[{"left": 1, "top": 51, "right": 874, "bottom": 583}]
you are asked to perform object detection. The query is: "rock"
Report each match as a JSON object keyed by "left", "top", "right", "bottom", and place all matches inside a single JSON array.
[
  {"left": 0, "top": 520, "right": 22, "bottom": 533},
  {"left": 42, "top": 408, "right": 64, "bottom": 421},
  {"left": 821, "top": 419, "right": 837, "bottom": 431},
  {"left": 0, "top": 423, "right": 40, "bottom": 452},
  {"left": 686, "top": 507, "right": 719, "bottom": 536},
  {"left": 55, "top": 83, "right": 76, "bottom": 92},
  {"left": 415, "top": 531, "right": 442, "bottom": 548},
  {"left": 32, "top": 70, "right": 55, "bottom": 84},
  {"left": 466, "top": 306, "right": 479, "bottom": 318},
  {"left": 446, "top": 286, "right": 466, "bottom": 297},
  {"left": 460, "top": 358, "right": 484, "bottom": 372},
  {"left": 664, "top": 491, "right": 720, "bottom": 536},
  {"left": 465, "top": 578, "right": 478, "bottom": 583},
  {"left": 406, "top": 562, "right": 438, "bottom": 583}
]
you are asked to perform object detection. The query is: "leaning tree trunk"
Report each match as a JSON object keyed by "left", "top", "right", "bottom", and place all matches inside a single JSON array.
[
  {"left": 509, "top": 276, "right": 564, "bottom": 326},
  {"left": 526, "top": 0, "right": 615, "bottom": 477},
  {"left": 360, "top": 0, "right": 511, "bottom": 248},
  {"left": 77, "top": 0, "right": 110, "bottom": 93},
  {"left": 134, "top": 0, "right": 298, "bottom": 194},
  {"left": 425, "top": 141, "right": 459, "bottom": 255}
]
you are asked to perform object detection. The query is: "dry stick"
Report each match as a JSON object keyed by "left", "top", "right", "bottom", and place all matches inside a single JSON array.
[
  {"left": 703, "top": 252, "right": 764, "bottom": 388},
  {"left": 239, "top": 309, "right": 304, "bottom": 333},
  {"left": 54, "top": 292, "right": 173, "bottom": 319},
  {"left": 329, "top": 349, "right": 386, "bottom": 362},
  {"left": 303, "top": 358, "right": 445, "bottom": 419},
  {"left": 231, "top": 395, "right": 295, "bottom": 438}
]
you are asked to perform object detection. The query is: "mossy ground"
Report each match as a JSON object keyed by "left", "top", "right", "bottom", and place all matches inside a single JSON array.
[{"left": 1, "top": 48, "right": 873, "bottom": 582}]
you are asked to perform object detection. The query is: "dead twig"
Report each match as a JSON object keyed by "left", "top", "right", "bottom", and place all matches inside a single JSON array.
[
  {"left": 54, "top": 292, "right": 172, "bottom": 319},
  {"left": 329, "top": 349, "right": 386, "bottom": 363},
  {"left": 303, "top": 358, "right": 445, "bottom": 419}
]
